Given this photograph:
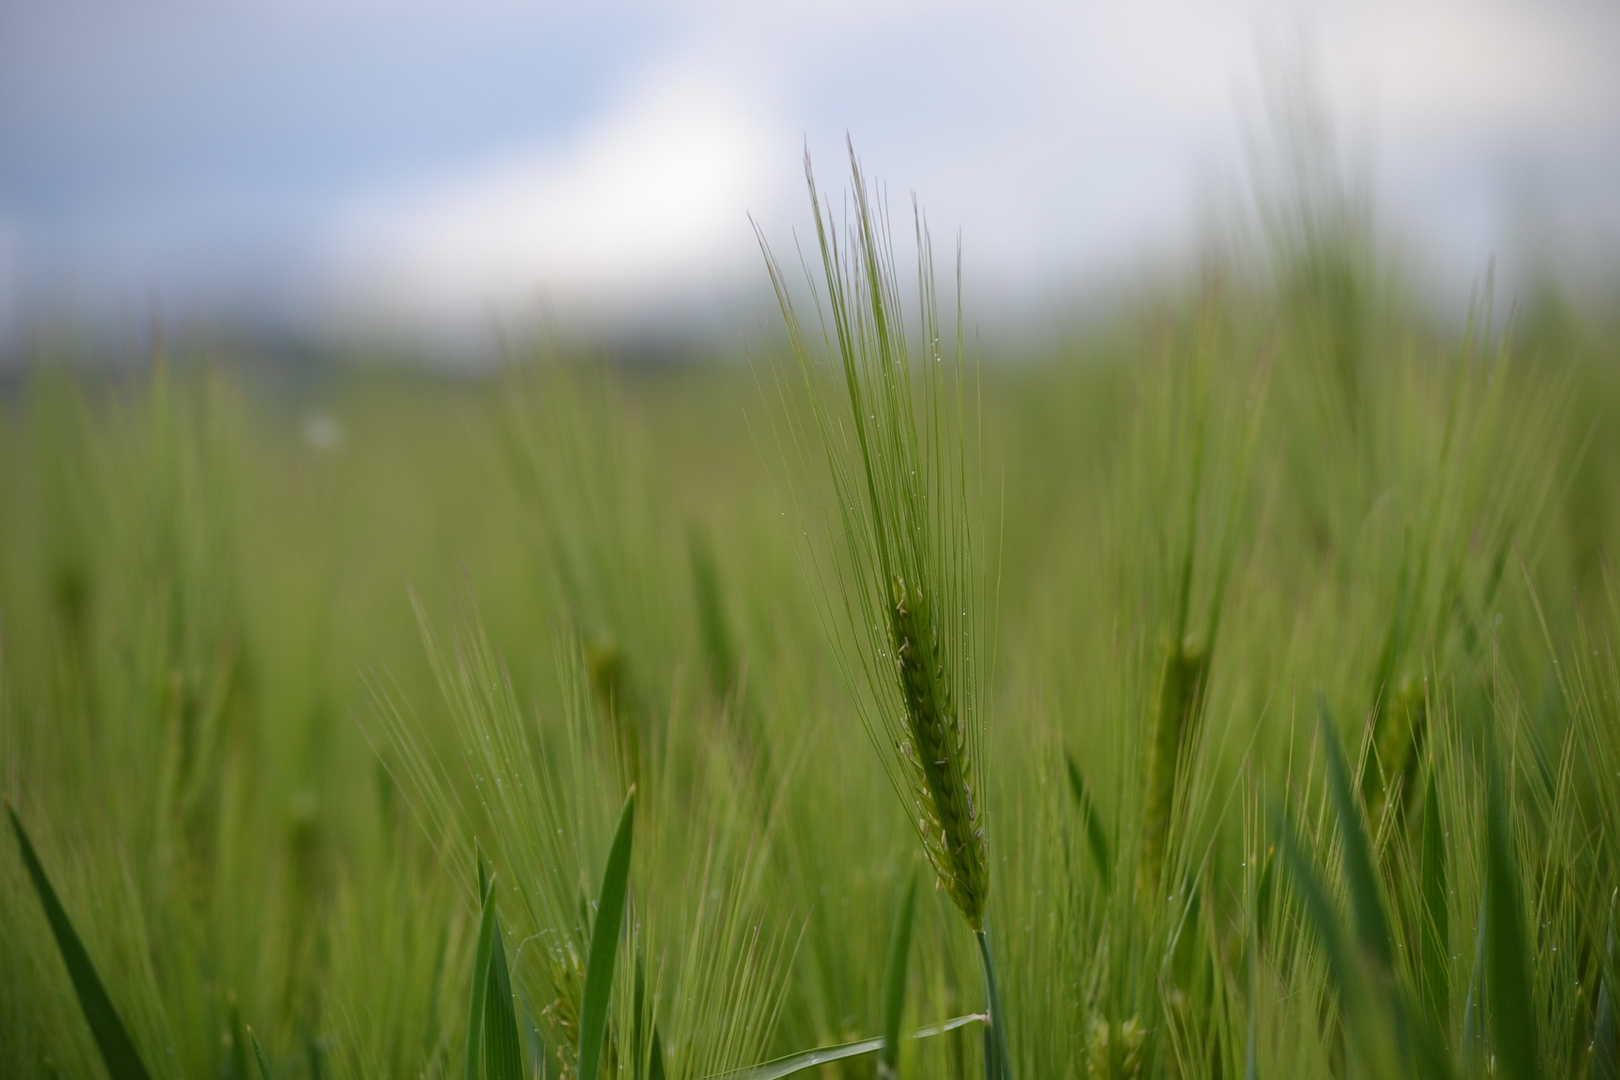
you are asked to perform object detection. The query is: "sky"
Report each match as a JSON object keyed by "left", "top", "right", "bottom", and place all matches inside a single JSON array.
[{"left": 1, "top": 0, "right": 1617, "bottom": 348}]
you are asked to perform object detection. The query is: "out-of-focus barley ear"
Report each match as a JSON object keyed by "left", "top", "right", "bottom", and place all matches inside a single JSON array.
[
  {"left": 1363, "top": 675, "right": 1427, "bottom": 827},
  {"left": 584, "top": 634, "right": 641, "bottom": 789},
  {"left": 1085, "top": 1015, "right": 1145, "bottom": 1080},
  {"left": 688, "top": 525, "right": 738, "bottom": 700},
  {"left": 1139, "top": 632, "right": 1209, "bottom": 900}
]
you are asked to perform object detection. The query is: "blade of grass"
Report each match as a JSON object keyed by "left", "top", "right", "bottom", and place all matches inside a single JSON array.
[
  {"left": 1419, "top": 766, "right": 1450, "bottom": 1036},
  {"left": 878, "top": 870, "right": 918, "bottom": 1080},
  {"left": 467, "top": 870, "right": 498, "bottom": 1080},
  {"left": 249, "top": 1028, "right": 274, "bottom": 1080},
  {"left": 482, "top": 908, "right": 525, "bottom": 1080},
  {"left": 1595, "top": 900, "right": 1617, "bottom": 1080},
  {"left": 6, "top": 801, "right": 153, "bottom": 1080},
  {"left": 579, "top": 787, "right": 636, "bottom": 1080},
  {"left": 1317, "top": 701, "right": 1394, "bottom": 974},
  {"left": 633, "top": 951, "right": 667, "bottom": 1080},
  {"left": 1483, "top": 749, "right": 1539, "bottom": 1080},
  {"left": 1268, "top": 798, "right": 1353, "bottom": 1001},
  {"left": 1065, "top": 754, "right": 1112, "bottom": 889},
  {"left": 1460, "top": 880, "right": 1489, "bottom": 1073},
  {"left": 227, "top": 1001, "right": 251, "bottom": 1080},
  {"left": 710, "top": 1014, "right": 984, "bottom": 1080}
]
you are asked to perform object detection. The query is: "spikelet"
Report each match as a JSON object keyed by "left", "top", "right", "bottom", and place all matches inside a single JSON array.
[{"left": 890, "top": 576, "right": 989, "bottom": 929}]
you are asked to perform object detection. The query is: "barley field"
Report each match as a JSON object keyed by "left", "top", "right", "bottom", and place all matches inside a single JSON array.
[{"left": 3, "top": 157, "right": 1619, "bottom": 1079}]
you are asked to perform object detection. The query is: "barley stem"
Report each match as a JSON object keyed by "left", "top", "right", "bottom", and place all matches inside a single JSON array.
[{"left": 975, "top": 930, "right": 1013, "bottom": 1080}]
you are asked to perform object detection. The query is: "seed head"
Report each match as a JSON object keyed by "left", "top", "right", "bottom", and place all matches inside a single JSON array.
[{"left": 890, "top": 576, "right": 989, "bottom": 929}]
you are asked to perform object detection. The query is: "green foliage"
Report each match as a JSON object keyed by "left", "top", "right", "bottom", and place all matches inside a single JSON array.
[{"left": 2, "top": 147, "right": 1619, "bottom": 1080}]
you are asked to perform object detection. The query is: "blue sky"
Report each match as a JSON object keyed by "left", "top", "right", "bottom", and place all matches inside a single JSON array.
[{"left": 2, "top": 0, "right": 1616, "bottom": 341}]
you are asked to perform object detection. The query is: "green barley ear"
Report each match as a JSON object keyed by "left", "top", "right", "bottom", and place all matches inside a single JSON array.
[
  {"left": 760, "top": 142, "right": 992, "bottom": 931},
  {"left": 891, "top": 576, "right": 990, "bottom": 928},
  {"left": 758, "top": 141, "right": 1006, "bottom": 1072}
]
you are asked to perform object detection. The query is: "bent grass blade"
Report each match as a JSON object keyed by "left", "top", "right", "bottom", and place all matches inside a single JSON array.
[{"left": 707, "top": 1014, "right": 985, "bottom": 1080}]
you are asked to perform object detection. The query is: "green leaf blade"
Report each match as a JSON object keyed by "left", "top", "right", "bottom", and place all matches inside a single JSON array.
[
  {"left": 1065, "top": 754, "right": 1112, "bottom": 888},
  {"left": 467, "top": 872, "right": 499, "bottom": 1080},
  {"left": 1483, "top": 757, "right": 1539, "bottom": 1080},
  {"left": 709, "top": 1014, "right": 982, "bottom": 1080},
  {"left": 1318, "top": 704, "right": 1394, "bottom": 973},
  {"left": 579, "top": 787, "right": 637, "bottom": 1080},
  {"left": 7, "top": 803, "right": 153, "bottom": 1080},
  {"left": 482, "top": 912, "right": 525, "bottom": 1080},
  {"left": 1419, "top": 767, "right": 1450, "bottom": 1035},
  {"left": 249, "top": 1028, "right": 275, "bottom": 1080},
  {"left": 877, "top": 871, "right": 917, "bottom": 1079}
]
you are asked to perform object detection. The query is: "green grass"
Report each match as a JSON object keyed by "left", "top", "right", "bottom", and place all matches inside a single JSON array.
[{"left": 2, "top": 155, "right": 1620, "bottom": 1079}]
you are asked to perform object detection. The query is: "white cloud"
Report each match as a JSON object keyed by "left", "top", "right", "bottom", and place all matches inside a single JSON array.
[
  {"left": 1317, "top": 0, "right": 1620, "bottom": 143},
  {"left": 323, "top": 64, "right": 789, "bottom": 328},
  {"left": 23, "top": 0, "right": 1598, "bottom": 336}
]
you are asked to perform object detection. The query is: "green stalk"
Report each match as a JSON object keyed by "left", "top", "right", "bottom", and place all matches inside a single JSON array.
[{"left": 975, "top": 931, "right": 1013, "bottom": 1080}]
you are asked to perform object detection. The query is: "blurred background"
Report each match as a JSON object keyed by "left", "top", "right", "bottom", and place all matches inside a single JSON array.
[{"left": 1, "top": 0, "right": 1617, "bottom": 363}]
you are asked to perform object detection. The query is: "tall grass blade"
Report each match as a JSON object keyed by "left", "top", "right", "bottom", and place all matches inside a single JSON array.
[
  {"left": 482, "top": 909, "right": 525, "bottom": 1080},
  {"left": 878, "top": 871, "right": 918, "bottom": 1079},
  {"left": 579, "top": 787, "right": 637, "bottom": 1080},
  {"left": 467, "top": 872, "right": 499, "bottom": 1080},
  {"left": 1419, "top": 767, "right": 1450, "bottom": 1035},
  {"left": 633, "top": 952, "right": 668, "bottom": 1080},
  {"left": 1268, "top": 799, "right": 1353, "bottom": 1002},
  {"left": 1065, "top": 754, "right": 1112, "bottom": 888},
  {"left": 1595, "top": 903, "right": 1617, "bottom": 1080},
  {"left": 710, "top": 1015, "right": 983, "bottom": 1080},
  {"left": 6, "top": 802, "right": 153, "bottom": 1080},
  {"left": 464, "top": 849, "right": 525, "bottom": 1080},
  {"left": 1317, "top": 702, "right": 1394, "bottom": 974},
  {"left": 1461, "top": 880, "right": 1489, "bottom": 1072},
  {"left": 227, "top": 1002, "right": 252, "bottom": 1080},
  {"left": 1483, "top": 753, "right": 1539, "bottom": 1080},
  {"left": 249, "top": 1028, "right": 275, "bottom": 1080}
]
